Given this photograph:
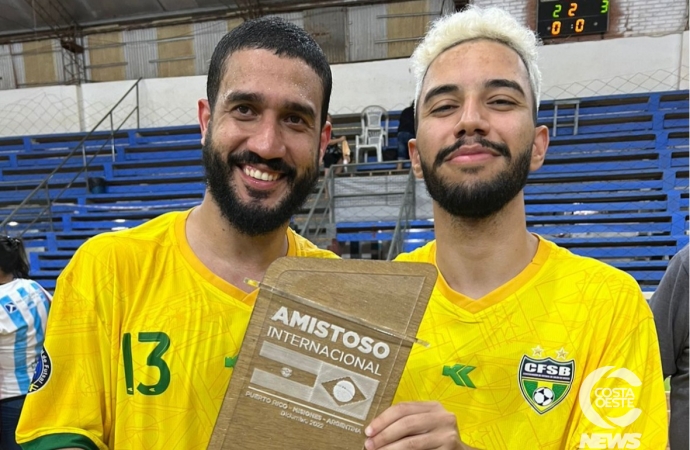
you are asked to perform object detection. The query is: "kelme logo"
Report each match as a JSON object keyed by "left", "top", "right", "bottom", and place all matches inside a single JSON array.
[
  {"left": 225, "top": 355, "right": 238, "bottom": 368},
  {"left": 442, "top": 364, "right": 476, "bottom": 388},
  {"left": 519, "top": 355, "right": 574, "bottom": 414}
]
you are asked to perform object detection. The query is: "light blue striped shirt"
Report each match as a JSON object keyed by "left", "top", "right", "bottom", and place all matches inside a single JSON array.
[{"left": 0, "top": 278, "right": 51, "bottom": 399}]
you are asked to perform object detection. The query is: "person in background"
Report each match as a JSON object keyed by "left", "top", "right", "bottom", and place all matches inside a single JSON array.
[
  {"left": 650, "top": 244, "right": 688, "bottom": 450},
  {"left": 323, "top": 113, "right": 351, "bottom": 178},
  {"left": 0, "top": 236, "right": 51, "bottom": 450},
  {"left": 396, "top": 101, "right": 415, "bottom": 170}
]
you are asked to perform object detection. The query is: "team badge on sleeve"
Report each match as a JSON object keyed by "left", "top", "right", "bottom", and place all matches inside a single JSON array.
[
  {"left": 29, "top": 348, "right": 52, "bottom": 393},
  {"left": 519, "top": 355, "right": 574, "bottom": 414}
]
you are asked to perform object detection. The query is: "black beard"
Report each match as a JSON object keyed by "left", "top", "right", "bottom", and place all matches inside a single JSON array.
[
  {"left": 420, "top": 137, "right": 532, "bottom": 219},
  {"left": 202, "top": 130, "right": 319, "bottom": 236}
]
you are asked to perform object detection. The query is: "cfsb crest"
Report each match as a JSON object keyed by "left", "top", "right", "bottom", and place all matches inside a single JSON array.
[{"left": 519, "top": 355, "right": 574, "bottom": 414}]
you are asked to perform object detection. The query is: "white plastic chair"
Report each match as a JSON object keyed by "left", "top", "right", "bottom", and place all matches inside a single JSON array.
[
  {"left": 355, "top": 128, "right": 385, "bottom": 163},
  {"left": 355, "top": 106, "right": 389, "bottom": 163}
]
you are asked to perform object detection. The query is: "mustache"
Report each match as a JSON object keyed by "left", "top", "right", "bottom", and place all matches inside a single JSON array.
[
  {"left": 434, "top": 137, "right": 511, "bottom": 168},
  {"left": 226, "top": 150, "right": 297, "bottom": 179}
]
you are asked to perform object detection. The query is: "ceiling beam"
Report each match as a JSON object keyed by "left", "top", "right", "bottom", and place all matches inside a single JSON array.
[{"left": 0, "top": 0, "right": 409, "bottom": 44}]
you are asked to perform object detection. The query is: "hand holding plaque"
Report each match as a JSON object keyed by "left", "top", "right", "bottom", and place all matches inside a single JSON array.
[{"left": 209, "top": 258, "right": 436, "bottom": 449}]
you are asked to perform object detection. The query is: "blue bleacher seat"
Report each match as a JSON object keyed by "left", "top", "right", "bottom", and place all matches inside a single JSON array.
[
  {"left": 336, "top": 90, "right": 689, "bottom": 289},
  {"left": 1, "top": 90, "right": 687, "bottom": 291}
]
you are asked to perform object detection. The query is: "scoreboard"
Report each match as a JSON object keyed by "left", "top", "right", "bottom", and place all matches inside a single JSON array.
[{"left": 537, "top": 0, "right": 610, "bottom": 38}]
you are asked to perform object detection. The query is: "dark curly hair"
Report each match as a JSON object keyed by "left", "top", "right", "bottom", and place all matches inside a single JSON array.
[
  {"left": 0, "top": 236, "right": 29, "bottom": 279},
  {"left": 206, "top": 16, "right": 332, "bottom": 126}
]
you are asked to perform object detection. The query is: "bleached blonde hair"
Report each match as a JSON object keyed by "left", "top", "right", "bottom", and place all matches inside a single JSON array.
[{"left": 411, "top": 5, "right": 542, "bottom": 116}]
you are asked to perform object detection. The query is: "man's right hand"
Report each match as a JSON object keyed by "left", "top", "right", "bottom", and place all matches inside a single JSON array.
[{"left": 364, "top": 401, "right": 478, "bottom": 450}]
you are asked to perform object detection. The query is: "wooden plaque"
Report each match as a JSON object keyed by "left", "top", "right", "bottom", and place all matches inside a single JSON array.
[{"left": 209, "top": 257, "right": 436, "bottom": 450}]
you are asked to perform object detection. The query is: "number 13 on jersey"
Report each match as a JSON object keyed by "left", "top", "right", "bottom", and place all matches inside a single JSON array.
[{"left": 122, "top": 332, "right": 171, "bottom": 396}]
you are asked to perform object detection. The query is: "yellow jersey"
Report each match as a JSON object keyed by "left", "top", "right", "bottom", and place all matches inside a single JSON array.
[
  {"left": 394, "top": 237, "right": 667, "bottom": 450},
  {"left": 16, "top": 210, "right": 337, "bottom": 450}
]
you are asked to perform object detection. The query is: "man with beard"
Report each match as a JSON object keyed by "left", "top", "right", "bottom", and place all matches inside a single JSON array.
[
  {"left": 364, "top": 6, "right": 668, "bottom": 450},
  {"left": 16, "top": 17, "right": 337, "bottom": 450}
]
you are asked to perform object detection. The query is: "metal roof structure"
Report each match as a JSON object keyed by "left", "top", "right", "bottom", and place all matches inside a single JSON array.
[{"left": 0, "top": 0, "right": 402, "bottom": 41}]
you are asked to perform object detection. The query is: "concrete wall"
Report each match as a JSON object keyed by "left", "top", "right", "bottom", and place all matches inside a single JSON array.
[{"left": 0, "top": 31, "right": 687, "bottom": 138}]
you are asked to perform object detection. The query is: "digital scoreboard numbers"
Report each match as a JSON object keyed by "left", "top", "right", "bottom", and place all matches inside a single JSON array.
[{"left": 537, "top": 0, "right": 610, "bottom": 38}]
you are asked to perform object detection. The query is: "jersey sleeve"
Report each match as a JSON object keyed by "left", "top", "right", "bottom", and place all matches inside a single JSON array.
[
  {"left": 649, "top": 246, "right": 689, "bottom": 379},
  {"left": 17, "top": 239, "right": 116, "bottom": 450},
  {"left": 567, "top": 281, "right": 668, "bottom": 450}
]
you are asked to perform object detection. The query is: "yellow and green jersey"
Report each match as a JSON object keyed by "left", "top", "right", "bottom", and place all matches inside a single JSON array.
[
  {"left": 394, "top": 237, "right": 668, "bottom": 449},
  {"left": 16, "top": 210, "right": 337, "bottom": 450}
]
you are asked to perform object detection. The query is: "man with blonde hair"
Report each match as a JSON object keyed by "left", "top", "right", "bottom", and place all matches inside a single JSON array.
[{"left": 364, "top": 6, "right": 668, "bottom": 450}]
